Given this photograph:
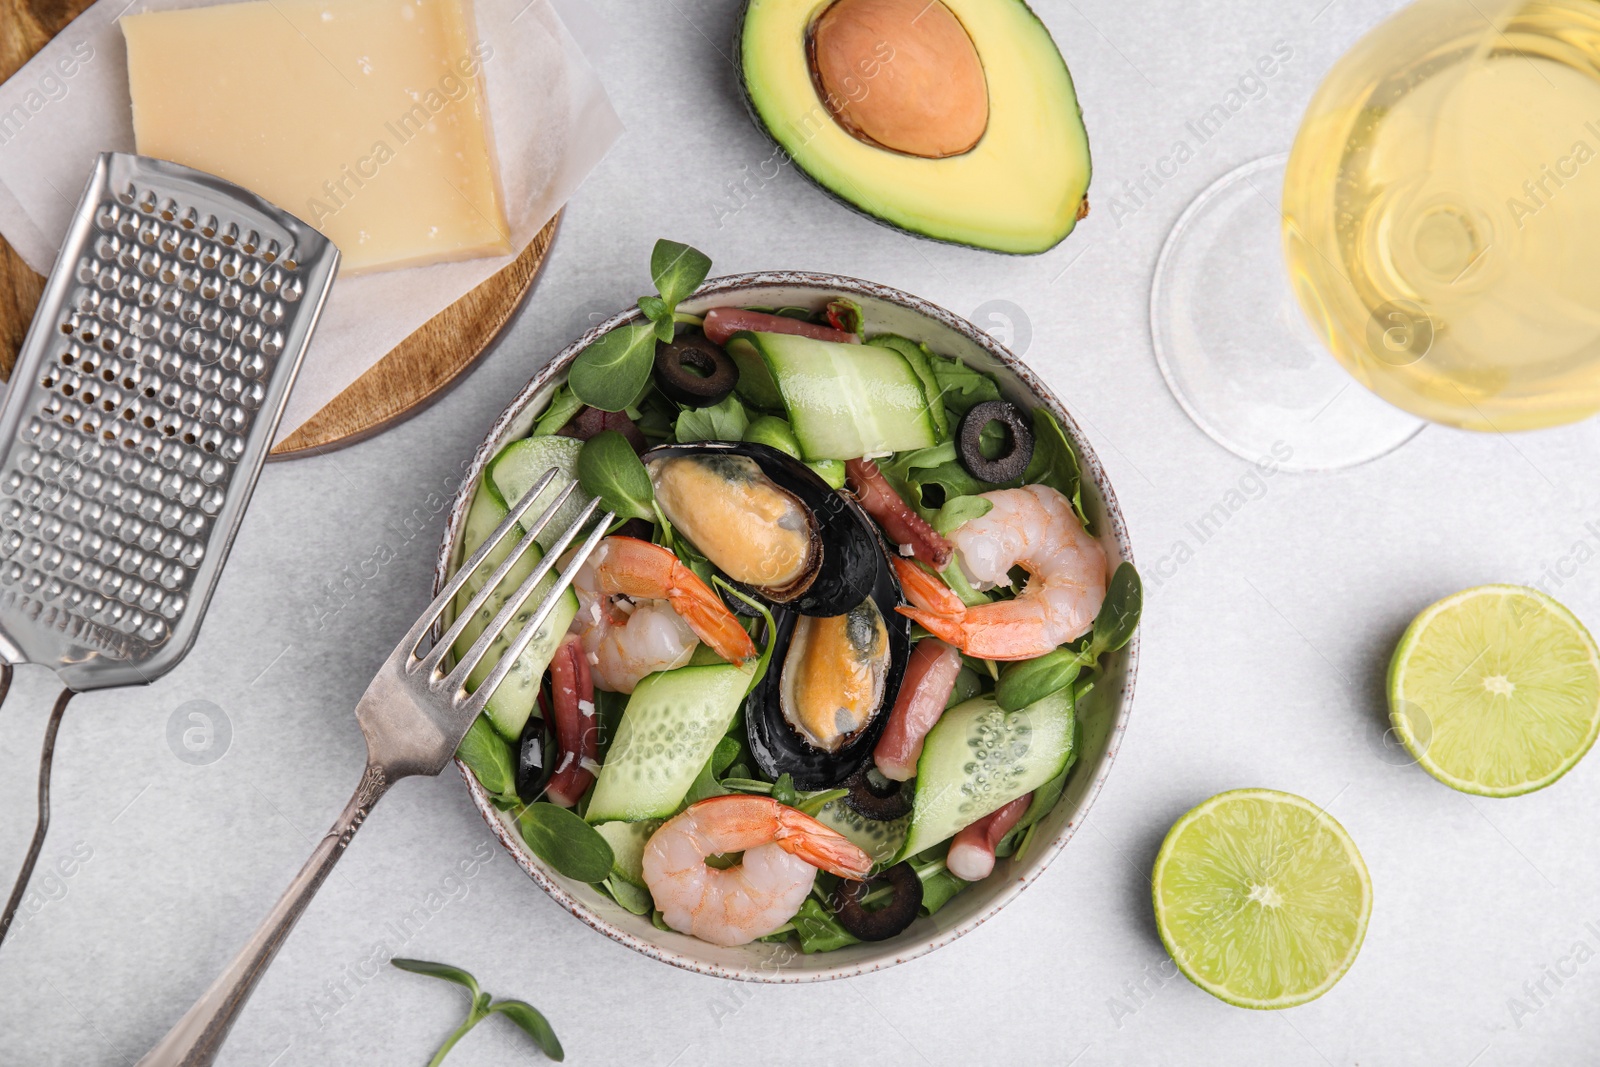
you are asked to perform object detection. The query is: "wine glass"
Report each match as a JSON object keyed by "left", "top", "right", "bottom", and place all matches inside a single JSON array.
[{"left": 1152, "top": 0, "right": 1600, "bottom": 471}]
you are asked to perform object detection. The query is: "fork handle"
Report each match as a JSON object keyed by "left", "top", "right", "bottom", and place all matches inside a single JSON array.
[{"left": 135, "top": 763, "right": 392, "bottom": 1067}]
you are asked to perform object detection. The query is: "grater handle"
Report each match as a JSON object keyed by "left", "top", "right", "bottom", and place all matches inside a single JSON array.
[{"left": 135, "top": 761, "right": 392, "bottom": 1067}]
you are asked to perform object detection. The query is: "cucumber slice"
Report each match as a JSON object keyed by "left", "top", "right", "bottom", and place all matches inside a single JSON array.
[
  {"left": 487, "top": 436, "right": 592, "bottom": 555},
  {"left": 725, "top": 331, "right": 939, "bottom": 460},
  {"left": 899, "top": 689, "right": 1075, "bottom": 860},
  {"left": 595, "top": 819, "right": 661, "bottom": 887},
  {"left": 815, "top": 798, "right": 908, "bottom": 868},
  {"left": 867, "top": 335, "right": 948, "bottom": 439},
  {"left": 452, "top": 469, "right": 578, "bottom": 741},
  {"left": 586, "top": 663, "right": 751, "bottom": 823}
]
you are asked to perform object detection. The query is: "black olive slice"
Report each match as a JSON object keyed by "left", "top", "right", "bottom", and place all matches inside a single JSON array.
[
  {"left": 956, "top": 400, "right": 1034, "bottom": 483},
  {"left": 844, "top": 766, "right": 913, "bottom": 821},
  {"left": 654, "top": 332, "right": 739, "bottom": 408},
  {"left": 832, "top": 862, "right": 923, "bottom": 942},
  {"left": 516, "top": 711, "right": 557, "bottom": 804}
]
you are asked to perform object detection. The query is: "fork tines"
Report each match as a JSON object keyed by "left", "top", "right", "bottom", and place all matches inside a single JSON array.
[{"left": 405, "top": 467, "right": 613, "bottom": 715}]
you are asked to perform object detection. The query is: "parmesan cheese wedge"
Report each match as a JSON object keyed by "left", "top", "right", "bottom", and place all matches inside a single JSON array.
[{"left": 122, "top": 0, "right": 512, "bottom": 274}]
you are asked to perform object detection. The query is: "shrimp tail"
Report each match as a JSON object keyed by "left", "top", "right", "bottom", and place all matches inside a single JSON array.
[
  {"left": 596, "top": 537, "right": 757, "bottom": 665},
  {"left": 891, "top": 556, "right": 968, "bottom": 616},
  {"left": 773, "top": 806, "right": 874, "bottom": 880},
  {"left": 661, "top": 558, "right": 759, "bottom": 665},
  {"left": 896, "top": 604, "right": 970, "bottom": 648},
  {"left": 897, "top": 602, "right": 1057, "bottom": 661}
]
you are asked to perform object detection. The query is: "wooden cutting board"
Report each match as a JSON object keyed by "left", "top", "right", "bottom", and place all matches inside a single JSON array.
[{"left": 0, "top": 0, "right": 558, "bottom": 459}]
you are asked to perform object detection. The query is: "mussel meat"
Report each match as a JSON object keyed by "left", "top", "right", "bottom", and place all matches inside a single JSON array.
[
  {"left": 746, "top": 520, "right": 910, "bottom": 789},
  {"left": 644, "top": 441, "right": 877, "bottom": 617}
]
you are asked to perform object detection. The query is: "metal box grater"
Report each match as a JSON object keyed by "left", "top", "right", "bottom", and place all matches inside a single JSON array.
[{"left": 0, "top": 152, "right": 338, "bottom": 691}]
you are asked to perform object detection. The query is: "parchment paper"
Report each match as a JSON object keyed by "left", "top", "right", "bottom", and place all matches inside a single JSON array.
[{"left": 0, "top": 0, "right": 622, "bottom": 443}]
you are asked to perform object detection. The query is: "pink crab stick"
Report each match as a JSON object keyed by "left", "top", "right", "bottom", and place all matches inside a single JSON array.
[
  {"left": 946, "top": 794, "right": 1033, "bottom": 882},
  {"left": 701, "top": 307, "right": 860, "bottom": 347},
  {"left": 873, "top": 638, "right": 963, "bottom": 781}
]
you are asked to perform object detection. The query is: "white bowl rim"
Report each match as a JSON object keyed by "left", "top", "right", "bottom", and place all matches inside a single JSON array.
[{"left": 433, "top": 269, "right": 1140, "bottom": 983}]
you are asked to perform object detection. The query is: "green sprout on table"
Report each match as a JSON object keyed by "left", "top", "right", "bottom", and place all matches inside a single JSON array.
[{"left": 391, "top": 958, "right": 563, "bottom": 1064}]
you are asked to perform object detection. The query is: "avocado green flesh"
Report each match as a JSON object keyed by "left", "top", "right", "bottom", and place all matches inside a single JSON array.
[{"left": 737, "top": 0, "right": 1091, "bottom": 254}]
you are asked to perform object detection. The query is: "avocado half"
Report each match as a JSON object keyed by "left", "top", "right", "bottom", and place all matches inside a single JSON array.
[{"left": 736, "top": 0, "right": 1091, "bottom": 255}]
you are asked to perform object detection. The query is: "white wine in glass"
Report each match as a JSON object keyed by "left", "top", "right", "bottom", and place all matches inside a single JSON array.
[{"left": 1154, "top": 0, "right": 1600, "bottom": 468}]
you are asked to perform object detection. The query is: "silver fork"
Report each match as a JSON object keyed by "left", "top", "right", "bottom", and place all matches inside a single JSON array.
[{"left": 134, "top": 469, "right": 614, "bottom": 1067}]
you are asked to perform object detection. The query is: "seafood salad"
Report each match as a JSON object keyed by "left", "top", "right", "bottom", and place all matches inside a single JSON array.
[{"left": 451, "top": 242, "right": 1140, "bottom": 953}]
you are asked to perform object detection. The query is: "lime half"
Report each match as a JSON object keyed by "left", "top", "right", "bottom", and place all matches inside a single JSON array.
[
  {"left": 1152, "top": 789, "right": 1372, "bottom": 1009},
  {"left": 1389, "top": 585, "right": 1600, "bottom": 797}
]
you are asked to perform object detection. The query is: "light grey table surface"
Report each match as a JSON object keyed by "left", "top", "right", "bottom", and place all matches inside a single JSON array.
[{"left": 4, "top": 0, "right": 1600, "bottom": 1063}]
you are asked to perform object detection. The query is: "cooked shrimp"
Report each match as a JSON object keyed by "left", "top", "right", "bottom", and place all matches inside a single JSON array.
[
  {"left": 897, "top": 485, "right": 1106, "bottom": 661},
  {"left": 569, "top": 537, "right": 757, "bottom": 693},
  {"left": 642, "top": 795, "right": 873, "bottom": 947}
]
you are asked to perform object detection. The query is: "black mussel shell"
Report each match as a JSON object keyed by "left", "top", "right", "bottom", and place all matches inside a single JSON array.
[
  {"left": 643, "top": 441, "right": 878, "bottom": 617},
  {"left": 832, "top": 862, "right": 923, "bottom": 941},
  {"left": 745, "top": 525, "right": 910, "bottom": 789}
]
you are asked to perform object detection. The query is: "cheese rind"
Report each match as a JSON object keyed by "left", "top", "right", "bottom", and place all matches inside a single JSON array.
[{"left": 122, "top": 0, "right": 511, "bottom": 274}]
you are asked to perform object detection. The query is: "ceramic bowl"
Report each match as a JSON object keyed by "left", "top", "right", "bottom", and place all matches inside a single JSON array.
[{"left": 434, "top": 271, "right": 1138, "bottom": 981}]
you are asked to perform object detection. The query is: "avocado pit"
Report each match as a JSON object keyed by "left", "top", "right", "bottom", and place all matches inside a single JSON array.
[{"left": 809, "top": 0, "right": 989, "bottom": 159}]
